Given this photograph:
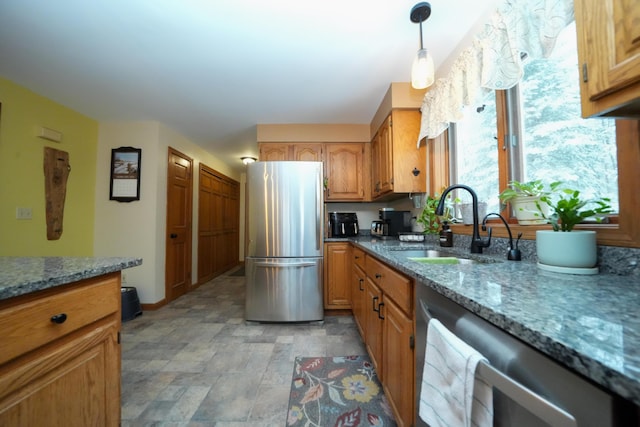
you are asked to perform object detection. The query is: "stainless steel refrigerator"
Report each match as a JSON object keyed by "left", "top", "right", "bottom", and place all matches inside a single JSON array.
[{"left": 245, "top": 161, "right": 324, "bottom": 322}]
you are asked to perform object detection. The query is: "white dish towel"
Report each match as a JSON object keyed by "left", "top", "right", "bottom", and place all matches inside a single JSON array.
[{"left": 419, "top": 319, "right": 493, "bottom": 427}]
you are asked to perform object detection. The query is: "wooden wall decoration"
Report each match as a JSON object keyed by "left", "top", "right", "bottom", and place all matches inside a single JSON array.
[{"left": 43, "top": 147, "right": 70, "bottom": 240}]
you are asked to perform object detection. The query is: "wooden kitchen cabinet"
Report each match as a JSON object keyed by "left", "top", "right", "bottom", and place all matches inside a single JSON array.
[
  {"left": 574, "top": 0, "right": 640, "bottom": 117},
  {"left": 371, "top": 119, "right": 393, "bottom": 195},
  {"left": 351, "top": 247, "right": 367, "bottom": 336},
  {"left": 324, "top": 143, "right": 367, "bottom": 201},
  {"left": 371, "top": 110, "right": 426, "bottom": 199},
  {"left": 292, "top": 144, "right": 323, "bottom": 161},
  {"left": 258, "top": 142, "right": 369, "bottom": 202},
  {"left": 382, "top": 296, "right": 415, "bottom": 427},
  {"left": 0, "top": 273, "right": 121, "bottom": 426},
  {"left": 259, "top": 143, "right": 291, "bottom": 161},
  {"left": 361, "top": 250, "right": 415, "bottom": 427},
  {"left": 323, "top": 242, "right": 352, "bottom": 309},
  {"left": 259, "top": 143, "right": 324, "bottom": 161},
  {"left": 364, "top": 278, "right": 384, "bottom": 379}
]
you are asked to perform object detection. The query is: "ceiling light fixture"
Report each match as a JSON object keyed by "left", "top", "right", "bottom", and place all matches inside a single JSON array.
[
  {"left": 410, "top": 2, "right": 435, "bottom": 89},
  {"left": 241, "top": 156, "right": 257, "bottom": 165}
]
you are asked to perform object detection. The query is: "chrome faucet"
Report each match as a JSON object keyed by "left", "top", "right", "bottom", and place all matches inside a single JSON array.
[
  {"left": 435, "top": 184, "right": 490, "bottom": 254},
  {"left": 481, "top": 212, "right": 522, "bottom": 261}
]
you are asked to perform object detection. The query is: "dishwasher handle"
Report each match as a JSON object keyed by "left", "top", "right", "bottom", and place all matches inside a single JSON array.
[{"left": 418, "top": 299, "right": 577, "bottom": 427}]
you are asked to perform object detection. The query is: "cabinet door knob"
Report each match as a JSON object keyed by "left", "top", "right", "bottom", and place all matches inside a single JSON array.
[
  {"left": 375, "top": 273, "right": 382, "bottom": 279},
  {"left": 170, "top": 233, "right": 178, "bottom": 238},
  {"left": 50, "top": 313, "right": 67, "bottom": 324}
]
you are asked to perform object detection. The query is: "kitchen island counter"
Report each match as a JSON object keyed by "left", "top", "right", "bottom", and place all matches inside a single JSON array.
[
  {"left": 351, "top": 238, "right": 640, "bottom": 407},
  {"left": 0, "top": 256, "right": 142, "bottom": 301}
]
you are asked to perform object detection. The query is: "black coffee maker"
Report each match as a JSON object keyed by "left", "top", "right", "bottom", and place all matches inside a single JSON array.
[
  {"left": 371, "top": 209, "right": 412, "bottom": 239},
  {"left": 328, "top": 212, "right": 359, "bottom": 237}
]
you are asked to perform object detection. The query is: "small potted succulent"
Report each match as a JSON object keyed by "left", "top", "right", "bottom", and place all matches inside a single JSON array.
[
  {"left": 535, "top": 181, "right": 613, "bottom": 273},
  {"left": 498, "top": 180, "right": 549, "bottom": 225}
]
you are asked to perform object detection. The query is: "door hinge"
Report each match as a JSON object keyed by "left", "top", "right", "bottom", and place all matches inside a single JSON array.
[
  {"left": 409, "top": 334, "right": 415, "bottom": 349},
  {"left": 582, "top": 63, "right": 588, "bottom": 83}
]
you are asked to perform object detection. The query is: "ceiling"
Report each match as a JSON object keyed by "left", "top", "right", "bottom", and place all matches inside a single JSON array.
[{"left": 0, "top": 0, "right": 498, "bottom": 174}]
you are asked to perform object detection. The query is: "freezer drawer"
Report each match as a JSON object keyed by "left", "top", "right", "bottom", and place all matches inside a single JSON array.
[{"left": 245, "top": 257, "right": 323, "bottom": 322}]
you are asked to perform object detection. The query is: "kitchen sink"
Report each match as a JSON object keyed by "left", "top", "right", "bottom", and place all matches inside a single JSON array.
[
  {"left": 407, "top": 256, "right": 477, "bottom": 265},
  {"left": 387, "top": 249, "right": 493, "bottom": 264}
]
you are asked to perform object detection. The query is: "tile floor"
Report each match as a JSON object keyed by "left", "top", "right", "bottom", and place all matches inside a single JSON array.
[{"left": 120, "top": 267, "right": 367, "bottom": 426}]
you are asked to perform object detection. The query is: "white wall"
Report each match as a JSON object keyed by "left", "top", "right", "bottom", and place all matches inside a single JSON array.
[{"left": 94, "top": 121, "right": 241, "bottom": 304}]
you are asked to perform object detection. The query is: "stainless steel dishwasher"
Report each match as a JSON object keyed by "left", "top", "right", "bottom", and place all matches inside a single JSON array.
[{"left": 415, "top": 283, "right": 636, "bottom": 427}]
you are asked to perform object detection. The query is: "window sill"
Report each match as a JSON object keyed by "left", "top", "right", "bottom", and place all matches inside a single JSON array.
[{"left": 449, "top": 223, "right": 636, "bottom": 248}]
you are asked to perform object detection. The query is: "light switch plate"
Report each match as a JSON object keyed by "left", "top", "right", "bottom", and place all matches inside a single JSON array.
[{"left": 16, "top": 207, "right": 33, "bottom": 220}]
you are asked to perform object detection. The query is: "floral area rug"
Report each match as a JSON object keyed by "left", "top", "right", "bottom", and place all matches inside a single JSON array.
[{"left": 286, "top": 355, "right": 397, "bottom": 427}]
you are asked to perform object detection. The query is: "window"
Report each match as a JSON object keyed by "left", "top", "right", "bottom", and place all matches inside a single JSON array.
[{"left": 450, "top": 21, "right": 619, "bottom": 222}]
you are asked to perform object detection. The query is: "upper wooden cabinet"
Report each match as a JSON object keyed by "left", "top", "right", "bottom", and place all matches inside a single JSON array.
[
  {"left": 292, "top": 144, "right": 323, "bottom": 161},
  {"left": 259, "top": 143, "right": 290, "bottom": 161},
  {"left": 574, "top": 0, "right": 640, "bottom": 117},
  {"left": 324, "top": 143, "right": 367, "bottom": 201},
  {"left": 259, "top": 142, "right": 370, "bottom": 202},
  {"left": 258, "top": 143, "right": 323, "bottom": 161},
  {"left": 371, "top": 110, "right": 426, "bottom": 199}
]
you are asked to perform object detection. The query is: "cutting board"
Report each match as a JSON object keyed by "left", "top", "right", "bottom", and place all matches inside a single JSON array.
[{"left": 43, "top": 147, "right": 70, "bottom": 240}]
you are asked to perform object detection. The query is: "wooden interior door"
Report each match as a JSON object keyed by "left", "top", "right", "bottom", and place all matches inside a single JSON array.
[
  {"left": 166, "top": 147, "right": 193, "bottom": 302},
  {"left": 198, "top": 164, "right": 240, "bottom": 284}
]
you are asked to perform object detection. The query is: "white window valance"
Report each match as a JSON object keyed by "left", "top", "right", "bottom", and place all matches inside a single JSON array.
[{"left": 418, "top": 0, "right": 575, "bottom": 145}]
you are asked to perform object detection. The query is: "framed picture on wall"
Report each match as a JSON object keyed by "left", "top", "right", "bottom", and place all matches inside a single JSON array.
[{"left": 109, "top": 146, "right": 141, "bottom": 202}]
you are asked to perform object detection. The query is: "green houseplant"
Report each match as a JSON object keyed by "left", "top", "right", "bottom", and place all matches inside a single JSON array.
[
  {"left": 498, "top": 180, "right": 550, "bottom": 225},
  {"left": 416, "top": 193, "right": 455, "bottom": 234},
  {"left": 537, "top": 181, "right": 613, "bottom": 232},
  {"left": 535, "top": 181, "right": 613, "bottom": 274}
]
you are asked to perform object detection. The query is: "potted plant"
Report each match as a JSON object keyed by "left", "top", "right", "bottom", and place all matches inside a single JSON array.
[
  {"left": 417, "top": 193, "right": 455, "bottom": 234},
  {"left": 498, "top": 180, "right": 549, "bottom": 225},
  {"left": 535, "top": 181, "right": 613, "bottom": 274}
]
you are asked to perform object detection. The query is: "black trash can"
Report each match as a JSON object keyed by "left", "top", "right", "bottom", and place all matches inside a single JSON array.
[{"left": 121, "top": 287, "right": 142, "bottom": 322}]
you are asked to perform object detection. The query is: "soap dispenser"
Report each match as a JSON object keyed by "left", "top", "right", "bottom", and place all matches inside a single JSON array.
[{"left": 439, "top": 221, "right": 453, "bottom": 247}]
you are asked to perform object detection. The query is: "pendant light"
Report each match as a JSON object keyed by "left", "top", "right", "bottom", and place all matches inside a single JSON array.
[{"left": 410, "top": 2, "right": 435, "bottom": 89}]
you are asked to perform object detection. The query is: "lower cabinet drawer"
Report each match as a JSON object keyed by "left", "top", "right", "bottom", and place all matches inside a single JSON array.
[
  {"left": 365, "top": 255, "right": 412, "bottom": 315},
  {"left": 0, "top": 274, "right": 120, "bottom": 365}
]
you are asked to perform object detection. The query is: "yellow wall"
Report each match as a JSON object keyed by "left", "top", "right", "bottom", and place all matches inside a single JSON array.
[{"left": 0, "top": 78, "right": 98, "bottom": 256}]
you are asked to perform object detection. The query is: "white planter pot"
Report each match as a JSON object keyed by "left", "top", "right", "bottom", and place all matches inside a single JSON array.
[
  {"left": 512, "top": 196, "right": 548, "bottom": 225},
  {"left": 536, "top": 230, "right": 598, "bottom": 274},
  {"left": 459, "top": 202, "right": 487, "bottom": 225}
]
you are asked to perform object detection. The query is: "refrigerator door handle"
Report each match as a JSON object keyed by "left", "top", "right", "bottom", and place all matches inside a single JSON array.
[
  {"left": 254, "top": 261, "right": 317, "bottom": 268},
  {"left": 316, "top": 170, "right": 322, "bottom": 250}
]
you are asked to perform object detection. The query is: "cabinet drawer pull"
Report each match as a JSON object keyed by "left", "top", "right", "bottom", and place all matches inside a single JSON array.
[
  {"left": 50, "top": 313, "right": 68, "bottom": 324},
  {"left": 372, "top": 296, "right": 379, "bottom": 312},
  {"left": 375, "top": 273, "right": 382, "bottom": 279},
  {"left": 378, "top": 302, "right": 385, "bottom": 320},
  {"left": 359, "top": 278, "right": 364, "bottom": 291}
]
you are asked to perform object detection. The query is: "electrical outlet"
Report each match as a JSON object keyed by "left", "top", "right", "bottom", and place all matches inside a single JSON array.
[{"left": 16, "top": 207, "right": 33, "bottom": 220}]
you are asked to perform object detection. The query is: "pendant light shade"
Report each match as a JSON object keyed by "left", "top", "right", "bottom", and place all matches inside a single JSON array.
[
  {"left": 411, "top": 48, "right": 434, "bottom": 89},
  {"left": 410, "top": 2, "right": 434, "bottom": 89}
]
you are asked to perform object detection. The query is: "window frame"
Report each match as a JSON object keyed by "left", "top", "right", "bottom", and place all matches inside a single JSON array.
[{"left": 447, "top": 117, "right": 639, "bottom": 248}]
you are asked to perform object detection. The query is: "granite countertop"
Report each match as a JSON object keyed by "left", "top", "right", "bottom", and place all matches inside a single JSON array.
[
  {"left": 349, "top": 238, "right": 640, "bottom": 406},
  {"left": 0, "top": 257, "right": 143, "bottom": 301}
]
